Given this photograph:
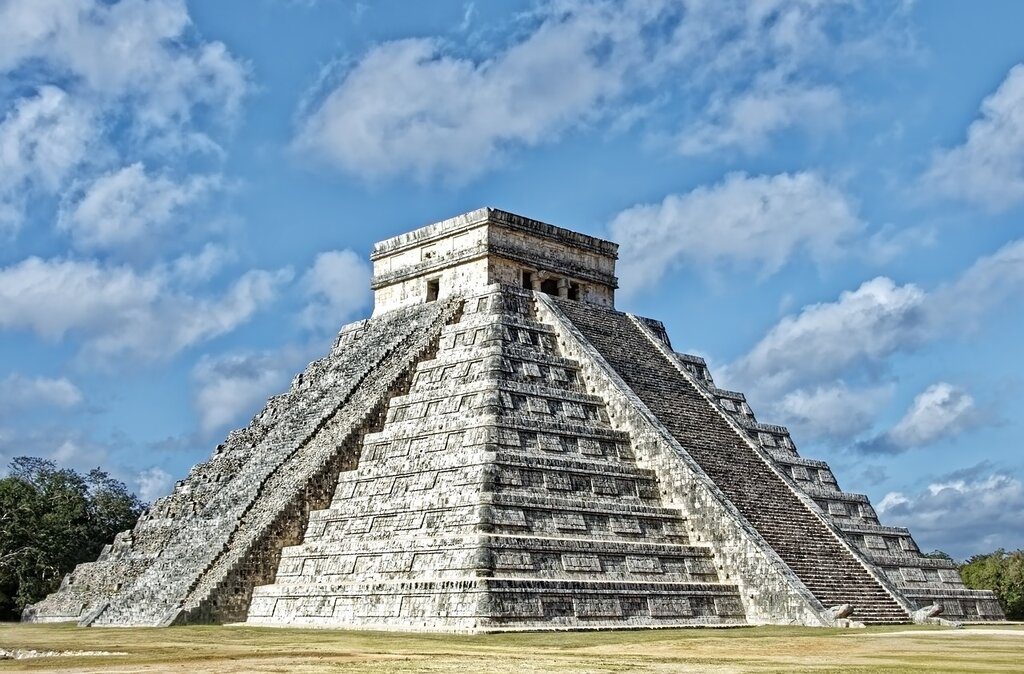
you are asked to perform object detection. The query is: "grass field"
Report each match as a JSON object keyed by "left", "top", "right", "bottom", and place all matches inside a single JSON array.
[{"left": 1, "top": 622, "right": 1022, "bottom": 673}]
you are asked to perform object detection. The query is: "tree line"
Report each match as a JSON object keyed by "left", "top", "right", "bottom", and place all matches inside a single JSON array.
[
  {"left": 0, "top": 457, "right": 144, "bottom": 620},
  {"left": 0, "top": 455, "right": 1021, "bottom": 621},
  {"left": 957, "top": 550, "right": 1024, "bottom": 619},
  {"left": 924, "top": 548, "right": 1023, "bottom": 618}
]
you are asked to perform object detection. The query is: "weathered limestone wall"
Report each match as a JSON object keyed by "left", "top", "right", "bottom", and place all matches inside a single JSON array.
[
  {"left": 371, "top": 208, "right": 617, "bottom": 315},
  {"left": 373, "top": 256, "right": 488, "bottom": 313}
]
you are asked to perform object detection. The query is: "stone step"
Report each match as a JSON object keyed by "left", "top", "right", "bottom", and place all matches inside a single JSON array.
[
  {"left": 364, "top": 416, "right": 626, "bottom": 445},
  {"left": 388, "top": 377, "right": 606, "bottom": 409}
]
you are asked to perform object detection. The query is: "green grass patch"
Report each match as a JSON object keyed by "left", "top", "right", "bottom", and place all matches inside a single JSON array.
[{"left": 1, "top": 622, "right": 1021, "bottom": 673}]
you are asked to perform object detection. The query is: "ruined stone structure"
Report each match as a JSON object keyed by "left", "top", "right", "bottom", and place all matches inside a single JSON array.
[{"left": 25, "top": 208, "right": 1003, "bottom": 630}]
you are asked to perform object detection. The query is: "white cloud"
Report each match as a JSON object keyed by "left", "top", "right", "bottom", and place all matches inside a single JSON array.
[
  {"left": 610, "top": 172, "right": 863, "bottom": 293},
  {"left": 191, "top": 348, "right": 306, "bottom": 435},
  {"left": 58, "top": 162, "right": 222, "bottom": 250},
  {"left": 929, "top": 238, "right": 1024, "bottom": 334},
  {"left": 0, "top": 86, "right": 96, "bottom": 234},
  {"left": 887, "top": 383, "right": 979, "bottom": 449},
  {"left": 136, "top": 466, "right": 172, "bottom": 502},
  {"left": 667, "top": 0, "right": 913, "bottom": 156},
  {"left": 723, "top": 239, "right": 1024, "bottom": 448},
  {"left": 0, "top": 429, "right": 112, "bottom": 477},
  {"left": 774, "top": 382, "right": 893, "bottom": 443},
  {"left": 51, "top": 438, "right": 103, "bottom": 471},
  {"left": 856, "top": 382, "right": 983, "bottom": 454},
  {"left": 0, "top": 256, "right": 292, "bottom": 364},
  {"left": 865, "top": 224, "right": 937, "bottom": 264},
  {"left": 191, "top": 249, "right": 374, "bottom": 435},
  {"left": 459, "top": 2, "right": 476, "bottom": 32},
  {"left": 166, "top": 243, "right": 236, "bottom": 285},
  {"left": 0, "top": 0, "right": 248, "bottom": 132},
  {"left": 294, "top": 23, "right": 626, "bottom": 182},
  {"left": 878, "top": 469, "right": 1024, "bottom": 558},
  {"left": 725, "top": 276, "right": 927, "bottom": 395},
  {"left": 726, "top": 239, "right": 1024, "bottom": 397},
  {"left": 678, "top": 83, "right": 842, "bottom": 156},
  {"left": 301, "top": 249, "right": 372, "bottom": 331},
  {"left": 0, "top": 424, "right": 184, "bottom": 494},
  {"left": 0, "top": 0, "right": 248, "bottom": 231},
  {"left": 0, "top": 374, "right": 84, "bottom": 412},
  {"left": 188, "top": 249, "right": 375, "bottom": 434},
  {"left": 294, "top": 1, "right": 901, "bottom": 181},
  {"left": 923, "top": 63, "right": 1024, "bottom": 211},
  {"left": 876, "top": 491, "right": 909, "bottom": 512}
]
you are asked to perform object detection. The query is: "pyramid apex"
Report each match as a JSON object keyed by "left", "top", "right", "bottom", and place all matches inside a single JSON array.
[{"left": 370, "top": 208, "right": 618, "bottom": 315}]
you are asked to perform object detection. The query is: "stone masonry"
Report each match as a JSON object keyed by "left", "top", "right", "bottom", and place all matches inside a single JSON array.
[{"left": 26, "top": 208, "right": 1004, "bottom": 629}]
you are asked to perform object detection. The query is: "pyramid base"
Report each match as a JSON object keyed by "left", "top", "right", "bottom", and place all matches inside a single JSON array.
[{"left": 246, "top": 578, "right": 747, "bottom": 632}]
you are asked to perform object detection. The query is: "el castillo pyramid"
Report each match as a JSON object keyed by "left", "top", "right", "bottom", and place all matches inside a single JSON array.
[{"left": 25, "top": 208, "right": 1003, "bottom": 630}]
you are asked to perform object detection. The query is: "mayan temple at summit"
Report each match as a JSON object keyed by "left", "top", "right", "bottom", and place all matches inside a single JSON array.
[{"left": 25, "top": 208, "right": 1004, "bottom": 630}]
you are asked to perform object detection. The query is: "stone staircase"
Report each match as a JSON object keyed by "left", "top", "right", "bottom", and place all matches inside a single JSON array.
[
  {"left": 173, "top": 300, "right": 463, "bottom": 624},
  {"left": 28, "top": 300, "right": 459, "bottom": 627},
  {"left": 246, "top": 286, "right": 747, "bottom": 631},
  {"left": 552, "top": 299, "right": 911, "bottom": 625},
  {"left": 623, "top": 323, "right": 1003, "bottom": 621}
]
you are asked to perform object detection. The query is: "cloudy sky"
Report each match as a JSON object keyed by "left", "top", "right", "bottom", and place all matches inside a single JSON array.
[{"left": 1, "top": 0, "right": 1022, "bottom": 560}]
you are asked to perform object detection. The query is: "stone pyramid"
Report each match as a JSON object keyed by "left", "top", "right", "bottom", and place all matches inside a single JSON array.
[{"left": 26, "top": 208, "right": 1003, "bottom": 630}]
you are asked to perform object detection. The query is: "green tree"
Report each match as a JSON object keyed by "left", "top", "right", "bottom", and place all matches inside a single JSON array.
[
  {"left": 0, "top": 457, "right": 144, "bottom": 620},
  {"left": 960, "top": 549, "right": 1024, "bottom": 619}
]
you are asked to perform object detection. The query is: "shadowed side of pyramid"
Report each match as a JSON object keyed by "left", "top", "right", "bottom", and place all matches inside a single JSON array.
[
  {"left": 545, "top": 297, "right": 914, "bottom": 624},
  {"left": 538, "top": 295, "right": 1002, "bottom": 623},
  {"left": 644, "top": 344, "right": 1005, "bottom": 622}
]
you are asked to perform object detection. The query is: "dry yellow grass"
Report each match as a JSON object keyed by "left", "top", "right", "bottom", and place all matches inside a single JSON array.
[{"left": 1, "top": 622, "right": 1022, "bottom": 673}]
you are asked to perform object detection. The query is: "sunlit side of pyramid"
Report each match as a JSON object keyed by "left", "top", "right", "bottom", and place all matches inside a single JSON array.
[{"left": 25, "top": 208, "right": 1003, "bottom": 630}]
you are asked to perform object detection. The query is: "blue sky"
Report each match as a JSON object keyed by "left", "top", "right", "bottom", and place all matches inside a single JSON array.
[{"left": 0, "top": 0, "right": 1022, "bottom": 559}]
